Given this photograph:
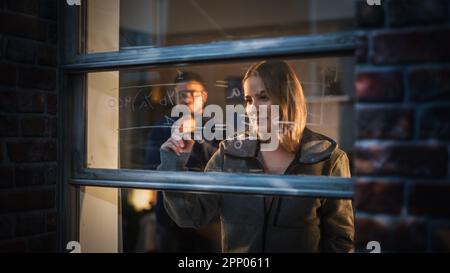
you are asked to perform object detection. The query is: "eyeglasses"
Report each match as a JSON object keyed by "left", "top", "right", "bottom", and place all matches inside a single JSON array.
[{"left": 176, "top": 90, "right": 205, "bottom": 99}]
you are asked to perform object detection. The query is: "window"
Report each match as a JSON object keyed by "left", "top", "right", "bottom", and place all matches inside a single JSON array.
[
  {"left": 62, "top": 0, "right": 356, "bottom": 253},
  {"left": 82, "top": 0, "right": 355, "bottom": 52}
]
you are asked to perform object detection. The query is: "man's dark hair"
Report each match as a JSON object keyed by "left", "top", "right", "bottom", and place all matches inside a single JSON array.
[{"left": 174, "top": 71, "right": 206, "bottom": 90}]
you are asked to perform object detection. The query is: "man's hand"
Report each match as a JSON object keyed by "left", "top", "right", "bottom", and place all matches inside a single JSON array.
[
  {"left": 161, "top": 117, "right": 195, "bottom": 156},
  {"left": 160, "top": 137, "right": 194, "bottom": 156}
]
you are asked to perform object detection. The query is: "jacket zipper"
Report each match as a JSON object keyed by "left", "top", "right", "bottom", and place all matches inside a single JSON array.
[
  {"left": 253, "top": 152, "right": 270, "bottom": 252},
  {"left": 258, "top": 148, "right": 300, "bottom": 252},
  {"left": 262, "top": 204, "right": 268, "bottom": 252}
]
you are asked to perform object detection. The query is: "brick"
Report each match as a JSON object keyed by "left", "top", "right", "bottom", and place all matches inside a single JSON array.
[
  {"left": 50, "top": 117, "right": 57, "bottom": 138},
  {"left": 37, "top": 45, "right": 57, "bottom": 66},
  {"left": 0, "top": 62, "right": 17, "bottom": 86},
  {"left": 409, "top": 182, "right": 450, "bottom": 218},
  {"left": 0, "top": 115, "right": 18, "bottom": 137},
  {"left": 355, "top": 217, "right": 386, "bottom": 251},
  {"left": 354, "top": 179, "right": 404, "bottom": 215},
  {"left": 419, "top": 105, "right": 450, "bottom": 140},
  {"left": 15, "top": 166, "right": 45, "bottom": 187},
  {"left": 431, "top": 226, "right": 450, "bottom": 252},
  {"left": 21, "top": 116, "right": 49, "bottom": 137},
  {"left": 18, "top": 66, "right": 56, "bottom": 91},
  {"left": 355, "top": 0, "right": 385, "bottom": 28},
  {"left": 408, "top": 68, "right": 450, "bottom": 101},
  {"left": 0, "top": 35, "right": 3, "bottom": 59},
  {"left": 46, "top": 211, "right": 56, "bottom": 232},
  {"left": 28, "top": 232, "right": 56, "bottom": 252},
  {"left": 0, "top": 240, "right": 27, "bottom": 253},
  {"left": 356, "top": 217, "right": 426, "bottom": 252},
  {"left": 355, "top": 34, "right": 368, "bottom": 64},
  {"left": 0, "top": 216, "right": 14, "bottom": 240},
  {"left": 45, "top": 164, "right": 57, "bottom": 185},
  {"left": 18, "top": 92, "right": 45, "bottom": 113},
  {"left": 0, "top": 188, "right": 55, "bottom": 213},
  {"left": 0, "top": 166, "right": 14, "bottom": 189},
  {"left": 7, "top": 140, "right": 56, "bottom": 163},
  {"left": 355, "top": 71, "right": 404, "bottom": 102},
  {"left": 46, "top": 94, "right": 57, "bottom": 115},
  {"left": 16, "top": 213, "right": 45, "bottom": 236},
  {"left": 387, "top": 0, "right": 448, "bottom": 27},
  {"left": 355, "top": 143, "right": 448, "bottom": 177},
  {"left": 373, "top": 29, "right": 450, "bottom": 64},
  {"left": 0, "top": 12, "right": 48, "bottom": 42},
  {"left": 0, "top": 91, "right": 18, "bottom": 112},
  {"left": 38, "top": 0, "right": 57, "bottom": 21},
  {"left": 47, "top": 22, "right": 57, "bottom": 45},
  {"left": 357, "top": 107, "right": 413, "bottom": 139},
  {"left": 5, "top": 38, "right": 36, "bottom": 64},
  {"left": 6, "top": 0, "right": 38, "bottom": 15}
]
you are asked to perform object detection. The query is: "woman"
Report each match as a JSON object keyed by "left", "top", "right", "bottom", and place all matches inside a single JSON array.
[{"left": 158, "top": 60, "right": 354, "bottom": 252}]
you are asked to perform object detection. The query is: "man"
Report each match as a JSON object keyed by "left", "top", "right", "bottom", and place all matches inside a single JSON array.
[{"left": 144, "top": 71, "right": 220, "bottom": 252}]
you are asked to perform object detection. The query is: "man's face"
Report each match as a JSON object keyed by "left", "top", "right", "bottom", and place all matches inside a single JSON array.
[{"left": 174, "top": 80, "right": 207, "bottom": 114}]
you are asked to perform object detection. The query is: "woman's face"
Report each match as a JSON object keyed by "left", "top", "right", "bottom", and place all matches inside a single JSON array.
[{"left": 244, "top": 75, "right": 274, "bottom": 139}]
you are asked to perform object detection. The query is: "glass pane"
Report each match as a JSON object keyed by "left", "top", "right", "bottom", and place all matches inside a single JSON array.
[
  {"left": 85, "top": 56, "right": 355, "bottom": 170},
  {"left": 83, "top": 0, "right": 355, "bottom": 52},
  {"left": 85, "top": 0, "right": 120, "bottom": 53},
  {"left": 79, "top": 186, "right": 120, "bottom": 252},
  {"left": 120, "top": 188, "right": 353, "bottom": 253},
  {"left": 86, "top": 71, "right": 119, "bottom": 169},
  {"left": 85, "top": 57, "right": 355, "bottom": 252},
  {"left": 121, "top": 188, "right": 222, "bottom": 252}
]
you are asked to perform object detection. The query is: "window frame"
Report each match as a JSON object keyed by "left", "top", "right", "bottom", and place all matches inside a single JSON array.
[
  {"left": 60, "top": 1, "right": 357, "bottom": 251},
  {"left": 62, "top": 2, "right": 355, "bottom": 198}
]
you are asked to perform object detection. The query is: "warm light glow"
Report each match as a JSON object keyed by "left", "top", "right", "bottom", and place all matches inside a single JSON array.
[{"left": 127, "top": 189, "right": 157, "bottom": 212}]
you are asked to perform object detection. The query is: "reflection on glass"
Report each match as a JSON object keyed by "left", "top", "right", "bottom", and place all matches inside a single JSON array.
[
  {"left": 83, "top": 0, "right": 355, "bottom": 52},
  {"left": 86, "top": 58, "right": 355, "bottom": 252},
  {"left": 85, "top": 56, "right": 355, "bottom": 170}
]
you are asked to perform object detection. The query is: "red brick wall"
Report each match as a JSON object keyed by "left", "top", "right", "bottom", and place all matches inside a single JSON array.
[
  {"left": 0, "top": 0, "right": 58, "bottom": 252},
  {"left": 354, "top": 0, "right": 450, "bottom": 252}
]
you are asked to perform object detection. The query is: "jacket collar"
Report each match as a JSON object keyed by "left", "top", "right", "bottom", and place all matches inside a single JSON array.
[{"left": 223, "top": 127, "right": 337, "bottom": 164}]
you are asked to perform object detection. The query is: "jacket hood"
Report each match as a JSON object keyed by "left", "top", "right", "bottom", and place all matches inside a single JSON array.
[{"left": 222, "top": 127, "right": 338, "bottom": 164}]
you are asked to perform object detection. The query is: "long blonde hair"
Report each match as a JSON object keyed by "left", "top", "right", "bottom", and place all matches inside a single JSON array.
[{"left": 243, "top": 60, "right": 307, "bottom": 153}]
